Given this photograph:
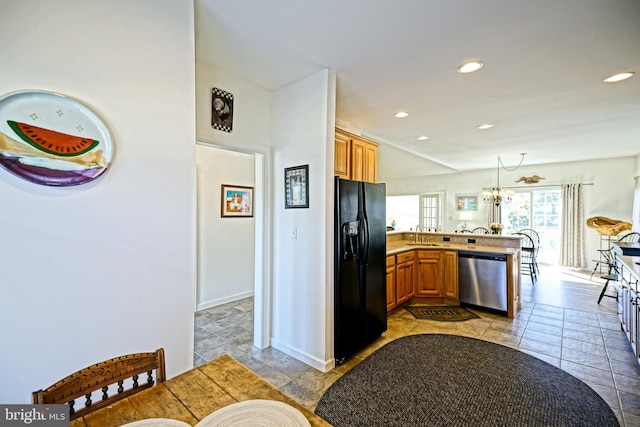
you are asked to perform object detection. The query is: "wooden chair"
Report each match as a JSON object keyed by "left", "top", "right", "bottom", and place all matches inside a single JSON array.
[
  {"left": 619, "top": 231, "right": 640, "bottom": 243},
  {"left": 591, "top": 232, "right": 640, "bottom": 279},
  {"left": 590, "top": 246, "right": 616, "bottom": 279},
  {"left": 598, "top": 270, "right": 620, "bottom": 304},
  {"left": 514, "top": 232, "right": 537, "bottom": 284},
  {"left": 594, "top": 233, "right": 638, "bottom": 303},
  {"left": 32, "top": 348, "right": 166, "bottom": 420},
  {"left": 518, "top": 228, "right": 540, "bottom": 276},
  {"left": 471, "top": 227, "right": 490, "bottom": 234}
]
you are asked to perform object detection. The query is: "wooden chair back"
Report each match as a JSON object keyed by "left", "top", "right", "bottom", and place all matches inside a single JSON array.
[
  {"left": 32, "top": 348, "right": 165, "bottom": 420},
  {"left": 518, "top": 228, "right": 541, "bottom": 256},
  {"left": 471, "top": 227, "right": 490, "bottom": 234},
  {"left": 619, "top": 232, "right": 640, "bottom": 243}
]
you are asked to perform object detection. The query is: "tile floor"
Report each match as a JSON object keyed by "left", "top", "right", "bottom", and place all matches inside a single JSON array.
[{"left": 194, "top": 269, "right": 640, "bottom": 427}]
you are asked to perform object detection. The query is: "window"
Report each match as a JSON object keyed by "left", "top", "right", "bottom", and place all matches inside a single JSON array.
[
  {"left": 419, "top": 193, "right": 443, "bottom": 231},
  {"left": 502, "top": 189, "right": 561, "bottom": 264},
  {"left": 385, "top": 192, "right": 443, "bottom": 231},
  {"left": 386, "top": 195, "right": 419, "bottom": 230}
]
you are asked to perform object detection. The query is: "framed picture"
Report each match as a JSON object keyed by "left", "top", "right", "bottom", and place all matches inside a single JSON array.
[
  {"left": 456, "top": 194, "right": 478, "bottom": 211},
  {"left": 221, "top": 184, "right": 253, "bottom": 217},
  {"left": 284, "top": 165, "right": 309, "bottom": 208},
  {"left": 211, "top": 87, "right": 234, "bottom": 132}
]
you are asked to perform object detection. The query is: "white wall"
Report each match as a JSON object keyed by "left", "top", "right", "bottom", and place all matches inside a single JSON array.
[
  {"left": 384, "top": 156, "right": 636, "bottom": 266},
  {"left": 271, "top": 69, "right": 336, "bottom": 371},
  {"left": 196, "top": 146, "right": 255, "bottom": 310},
  {"left": 196, "top": 62, "right": 272, "bottom": 153},
  {"left": 0, "top": 1, "right": 196, "bottom": 402}
]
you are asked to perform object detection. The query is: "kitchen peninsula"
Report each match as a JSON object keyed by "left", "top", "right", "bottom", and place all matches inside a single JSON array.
[{"left": 386, "top": 231, "right": 522, "bottom": 318}]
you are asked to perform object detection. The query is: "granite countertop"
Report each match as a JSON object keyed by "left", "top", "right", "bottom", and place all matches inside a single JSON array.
[{"left": 387, "top": 241, "right": 520, "bottom": 256}]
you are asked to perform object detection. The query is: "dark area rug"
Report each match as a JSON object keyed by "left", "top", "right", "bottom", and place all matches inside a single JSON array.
[
  {"left": 316, "top": 334, "right": 619, "bottom": 427},
  {"left": 405, "top": 305, "right": 479, "bottom": 321}
]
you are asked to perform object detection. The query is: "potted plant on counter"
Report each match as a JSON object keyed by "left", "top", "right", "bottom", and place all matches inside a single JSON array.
[{"left": 489, "top": 223, "right": 504, "bottom": 235}]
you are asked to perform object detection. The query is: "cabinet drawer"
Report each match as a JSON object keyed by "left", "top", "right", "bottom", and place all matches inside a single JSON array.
[
  {"left": 396, "top": 251, "right": 415, "bottom": 264},
  {"left": 386, "top": 255, "right": 396, "bottom": 267},
  {"left": 417, "top": 250, "right": 441, "bottom": 259}
]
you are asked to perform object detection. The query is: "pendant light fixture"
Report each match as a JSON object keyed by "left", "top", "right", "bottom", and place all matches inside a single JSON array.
[{"left": 483, "top": 153, "right": 526, "bottom": 206}]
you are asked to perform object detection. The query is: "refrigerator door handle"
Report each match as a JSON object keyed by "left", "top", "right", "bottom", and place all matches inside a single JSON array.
[
  {"left": 361, "top": 217, "right": 370, "bottom": 264},
  {"left": 360, "top": 184, "right": 370, "bottom": 264}
]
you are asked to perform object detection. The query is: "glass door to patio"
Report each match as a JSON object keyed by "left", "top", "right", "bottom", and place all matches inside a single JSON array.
[{"left": 501, "top": 189, "right": 561, "bottom": 265}]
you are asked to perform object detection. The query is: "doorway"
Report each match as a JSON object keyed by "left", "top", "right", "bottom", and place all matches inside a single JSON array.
[
  {"left": 195, "top": 142, "right": 270, "bottom": 350},
  {"left": 501, "top": 189, "right": 561, "bottom": 265}
]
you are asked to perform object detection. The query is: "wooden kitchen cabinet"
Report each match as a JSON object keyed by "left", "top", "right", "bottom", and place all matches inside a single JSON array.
[
  {"left": 334, "top": 128, "right": 378, "bottom": 183},
  {"left": 350, "top": 137, "right": 377, "bottom": 183},
  {"left": 386, "top": 255, "right": 397, "bottom": 312},
  {"left": 442, "top": 250, "right": 458, "bottom": 299},
  {"left": 396, "top": 251, "right": 416, "bottom": 305},
  {"left": 334, "top": 131, "right": 350, "bottom": 179},
  {"left": 416, "top": 250, "right": 442, "bottom": 297}
]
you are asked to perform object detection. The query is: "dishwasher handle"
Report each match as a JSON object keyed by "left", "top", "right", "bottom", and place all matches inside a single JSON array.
[{"left": 458, "top": 251, "right": 507, "bottom": 262}]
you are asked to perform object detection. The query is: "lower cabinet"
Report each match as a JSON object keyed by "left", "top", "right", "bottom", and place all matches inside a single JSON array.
[
  {"left": 616, "top": 255, "right": 640, "bottom": 364},
  {"left": 416, "top": 250, "right": 442, "bottom": 297},
  {"left": 396, "top": 252, "right": 416, "bottom": 305},
  {"left": 386, "top": 255, "right": 397, "bottom": 312},
  {"left": 386, "top": 248, "right": 460, "bottom": 311},
  {"left": 442, "top": 250, "right": 458, "bottom": 299}
]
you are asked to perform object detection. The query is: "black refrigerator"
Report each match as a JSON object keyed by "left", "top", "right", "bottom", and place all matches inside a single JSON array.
[{"left": 334, "top": 177, "right": 387, "bottom": 364}]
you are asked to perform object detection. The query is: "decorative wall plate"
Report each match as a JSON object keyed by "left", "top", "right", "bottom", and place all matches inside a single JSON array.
[{"left": 0, "top": 90, "right": 113, "bottom": 186}]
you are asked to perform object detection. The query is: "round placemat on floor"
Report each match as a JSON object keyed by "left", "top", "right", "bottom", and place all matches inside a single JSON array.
[
  {"left": 119, "top": 418, "right": 191, "bottom": 427},
  {"left": 198, "top": 399, "right": 311, "bottom": 427}
]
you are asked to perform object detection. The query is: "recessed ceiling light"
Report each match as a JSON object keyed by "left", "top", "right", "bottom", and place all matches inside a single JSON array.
[
  {"left": 417, "top": 136, "right": 429, "bottom": 141},
  {"left": 394, "top": 111, "right": 409, "bottom": 118},
  {"left": 603, "top": 71, "right": 635, "bottom": 83},
  {"left": 478, "top": 123, "right": 494, "bottom": 130},
  {"left": 458, "top": 60, "right": 484, "bottom": 74}
]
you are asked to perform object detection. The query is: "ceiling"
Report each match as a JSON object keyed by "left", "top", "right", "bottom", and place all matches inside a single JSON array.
[{"left": 195, "top": 0, "right": 640, "bottom": 176}]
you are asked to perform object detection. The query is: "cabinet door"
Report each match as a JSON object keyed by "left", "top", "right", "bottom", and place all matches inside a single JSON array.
[
  {"left": 442, "top": 250, "right": 458, "bottom": 299},
  {"left": 386, "top": 256, "right": 397, "bottom": 312},
  {"left": 396, "top": 260, "right": 416, "bottom": 305},
  {"left": 629, "top": 287, "right": 637, "bottom": 354},
  {"left": 416, "top": 250, "right": 441, "bottom": 297},
  {"left": 405, "top": 260, "right": 416, "bottom": 300},
  {"left": 364, "top": 143, "right": 377, "bottom": 183},
  {"left": 621, "top": 281, "right": 630, "bottom": 335},
  {"left": 635, "top": 287, "right": 640, "bottom": 359},
  {"left": 334, "top": 132, "right": 350, "bottom": 178},
  {"left": 350, "top": 139, "right": 366, "bottom": 182}
]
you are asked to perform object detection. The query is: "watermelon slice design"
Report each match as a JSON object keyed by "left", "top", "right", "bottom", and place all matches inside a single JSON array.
[{"left": 8, "top": 120, "right": 99, "bottom": 157}]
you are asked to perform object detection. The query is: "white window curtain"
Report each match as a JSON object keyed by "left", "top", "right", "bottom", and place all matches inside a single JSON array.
[
  {"left": 633, "top": 176, "right": 640, "bottom": 232},
  {"left": 559, "top": 183, "right": 584, "bottom": 268}
]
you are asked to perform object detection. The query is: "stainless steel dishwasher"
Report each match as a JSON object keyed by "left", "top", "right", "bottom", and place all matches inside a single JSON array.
[{"left": 458, "top": 251, "right": 508, "bottom": 314}]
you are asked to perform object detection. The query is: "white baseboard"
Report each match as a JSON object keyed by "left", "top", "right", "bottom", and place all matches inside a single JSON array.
[
  {"left": 196, "top": 290, "right": 254, "bottom": 312},
  {"left": 271, "top": 338, "right": 335, "bottom": 373}
]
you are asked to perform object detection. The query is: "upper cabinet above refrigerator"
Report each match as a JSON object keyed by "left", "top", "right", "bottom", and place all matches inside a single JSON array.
[{"left": 334, "top": 128, "right": 378, "bottom": 183}]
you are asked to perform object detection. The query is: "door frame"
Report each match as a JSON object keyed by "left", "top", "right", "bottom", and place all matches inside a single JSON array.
[{"left": 195, "top": 141, "right": 272, "bottom": 349}]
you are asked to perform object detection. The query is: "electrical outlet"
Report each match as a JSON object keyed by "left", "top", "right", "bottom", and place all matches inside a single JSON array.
[
  {"left": 467, "top": 238, "right": 476, "bottom": 244},
  {"left": 443, "top": 236, "right": 451, "bottom": 242}
]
